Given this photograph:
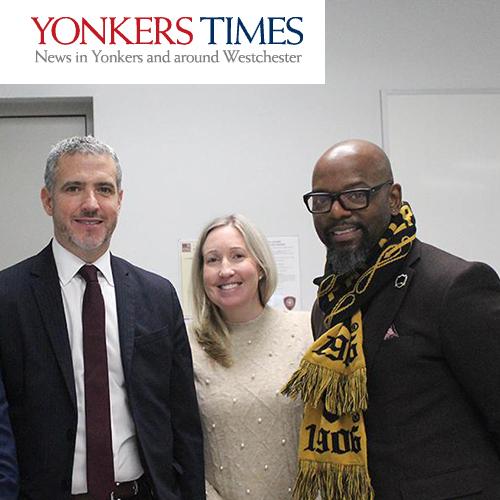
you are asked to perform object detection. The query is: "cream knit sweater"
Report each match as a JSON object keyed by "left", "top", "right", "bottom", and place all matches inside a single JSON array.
[{"left": 188, "top": 307, "right": 311, "bottom": 500}]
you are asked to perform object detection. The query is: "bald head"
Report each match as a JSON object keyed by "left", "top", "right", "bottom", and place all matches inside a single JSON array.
[
  {"left": 314, "top": 139, "right": 393, "bottom": 185},
  {"left": 308, "top": 139, "right": 402, "bottom": 274}
]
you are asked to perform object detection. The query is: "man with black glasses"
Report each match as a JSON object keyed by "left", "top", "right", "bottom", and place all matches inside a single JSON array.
[{"left": 282, "top": 139, "right": 500, "bottom": 500}]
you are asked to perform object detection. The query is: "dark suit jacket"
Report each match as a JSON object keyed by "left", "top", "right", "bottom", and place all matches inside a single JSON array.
[
  {"left": 0, "top": 244, "right": 205, "bottom": 500},
  {"left": 312, "top": 240, "right": 500, "bottom": 499},
  {"left": 0, "top": 374, "right": 18, "bottom": 499}
]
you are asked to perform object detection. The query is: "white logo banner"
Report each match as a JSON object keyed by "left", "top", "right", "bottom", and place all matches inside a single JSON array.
[{"left": 2, "top": 0, "right": 325, "bottom": 84}]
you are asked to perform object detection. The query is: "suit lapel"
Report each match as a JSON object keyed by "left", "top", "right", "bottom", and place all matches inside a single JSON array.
[
  {"left": 363, "top": 241, "right": 421, "bottom": 372},
  {"left": 111, "top": 256, "right": 135, "bottom": 382},
  {"left": 30, "top": 244, "right": 77, "bottom": 407}
]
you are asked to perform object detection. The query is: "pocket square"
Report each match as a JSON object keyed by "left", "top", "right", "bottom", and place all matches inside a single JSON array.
[{"left": 384, "top": 324, "right": 399, "bottom": 340}]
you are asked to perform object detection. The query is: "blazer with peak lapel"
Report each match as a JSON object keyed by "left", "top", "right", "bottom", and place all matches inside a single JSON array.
[
  {"left": 312, "top": 240, "right": 500, "bottom": 499},
  {"left": 0, "top": 243, "right": 205, "bottom": 500}
]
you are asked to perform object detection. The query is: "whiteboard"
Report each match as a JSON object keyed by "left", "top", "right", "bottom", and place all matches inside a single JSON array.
[{"left": 381, "top": 90, "right": 500, "bottom": 273}]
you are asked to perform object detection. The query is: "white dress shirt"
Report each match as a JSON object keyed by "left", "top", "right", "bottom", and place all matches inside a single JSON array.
[{"left": 52, "top": 239, "right": 143, "bottom": 494}]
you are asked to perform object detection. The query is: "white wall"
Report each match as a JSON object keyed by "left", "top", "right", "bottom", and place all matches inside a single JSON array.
[{"left": 1, "top": 0, "right": 500, "bottom": 309}]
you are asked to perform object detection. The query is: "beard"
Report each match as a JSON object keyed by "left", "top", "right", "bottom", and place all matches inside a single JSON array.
[
  {"left": 52, "top": 209, "right": 117, "bottom": 259},
  {"left": 323, "top": 211, "right": 393, "bottom": 277},
  {"left": 326, "top": 228, "right": 376, "bottom": 276},
  {"left": 326, "top": 245, "right": 371, "bottom": 276}
]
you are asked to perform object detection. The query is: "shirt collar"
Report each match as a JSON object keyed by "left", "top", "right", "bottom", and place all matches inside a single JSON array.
[{"left": 51, "top": 238, "right": 114, "bottom": 287}]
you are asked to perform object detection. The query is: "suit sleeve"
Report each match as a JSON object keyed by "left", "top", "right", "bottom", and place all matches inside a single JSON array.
[
  {"left": 0, "top": 373, "right": 19, "bottom": 500},
  {"left": 439, "top": 262, "right": 500, "bottom": 453},
  {"left": 168, "top": 287, "right": 206, "bottom": 499}
]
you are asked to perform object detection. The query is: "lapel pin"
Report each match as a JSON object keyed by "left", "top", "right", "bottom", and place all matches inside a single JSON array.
[{"left": 395, "top": 274, "right": 408, "bottom": 288}]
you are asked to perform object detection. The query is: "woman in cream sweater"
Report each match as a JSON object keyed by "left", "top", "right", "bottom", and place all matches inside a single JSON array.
[{"left": 188, "top": 214, "right": 310, "bottom": 500}]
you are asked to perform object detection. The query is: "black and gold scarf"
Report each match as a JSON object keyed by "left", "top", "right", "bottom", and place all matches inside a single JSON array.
[{"left": 282, "top": 203, "right": 416, "bottom": 500}]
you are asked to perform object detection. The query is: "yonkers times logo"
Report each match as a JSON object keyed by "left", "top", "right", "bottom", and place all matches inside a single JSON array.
[
  {"left": 31, "top": 16, "right": 304, "bottom": 66},
  {"left": 32, "top": 16, "right": 303, "bottom": 45},
  {"left": 13, "top": 0, "right": 326, "bottom": 85}
]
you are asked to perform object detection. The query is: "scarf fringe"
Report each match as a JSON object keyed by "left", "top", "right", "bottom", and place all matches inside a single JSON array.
[
  {"left": 281, "top": 359, "right": 368, "bottom": 414},
  {"left": 293, "top": 460, "right": 375, "bottom": 500}
]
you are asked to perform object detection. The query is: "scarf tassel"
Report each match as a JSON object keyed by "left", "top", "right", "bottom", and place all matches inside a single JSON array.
[
  {"left": 293, "top": 460, "right": 375, "bottom": 500},
  {"left": 281, "top": 360, "right": 368, "bottom": 415}
]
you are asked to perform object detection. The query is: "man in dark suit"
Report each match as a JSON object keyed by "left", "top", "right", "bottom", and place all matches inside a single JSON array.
[
  {"left": 0, "top": 136, "right": 205, "bottom": 499},
  {"left": 0, "top": 373, "right": 18, "bottom": 499},
  {"left": 288, "top": 139, "right": 500, "bottom": 499}
]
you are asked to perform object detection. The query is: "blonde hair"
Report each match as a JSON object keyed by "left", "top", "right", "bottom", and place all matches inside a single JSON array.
[{"left": 191, "top": 214, "right": 278, "bottom": 367}]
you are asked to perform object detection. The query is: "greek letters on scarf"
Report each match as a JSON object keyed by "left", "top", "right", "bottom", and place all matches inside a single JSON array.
[{"left": 282, "top": 203, "right": 416, "bottom": 500}]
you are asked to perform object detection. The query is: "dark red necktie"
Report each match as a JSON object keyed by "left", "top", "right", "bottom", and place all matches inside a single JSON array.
[{"left": 79, "top": 265, "right": 115, "bottom": 500}]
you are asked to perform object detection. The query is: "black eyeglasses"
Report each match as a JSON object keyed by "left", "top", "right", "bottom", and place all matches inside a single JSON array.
[{"left": 303, "top": 181, "right": 393, "bottom": 214}]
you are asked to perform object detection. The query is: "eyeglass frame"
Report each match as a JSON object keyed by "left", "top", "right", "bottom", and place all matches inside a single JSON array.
[{"left": 303, "top": 180, "right": 394, "bottom": 214}]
